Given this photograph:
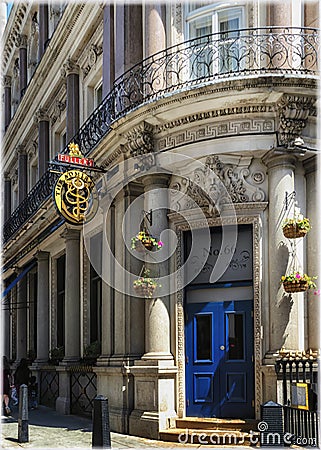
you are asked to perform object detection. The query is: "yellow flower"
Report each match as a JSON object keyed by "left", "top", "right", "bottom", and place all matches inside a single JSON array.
[{"left": 281, "top": 276, "right": 285, "bottom": 281}]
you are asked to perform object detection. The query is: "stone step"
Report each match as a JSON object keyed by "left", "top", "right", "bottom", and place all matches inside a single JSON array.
[
  {"left": 175, "top": 417, "right": 259, "bottom": 432},
  {"left": 159, "top": 428, "right": 260, "bottom": 446}
]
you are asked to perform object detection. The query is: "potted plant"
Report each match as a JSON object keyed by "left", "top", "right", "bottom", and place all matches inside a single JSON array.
[
  {"left": 133, "top": 269, "right": 160, "bottom": 298},
  {"left": 82, "top": 340, "right": 101, "bottom": 365},
  {"left": 282, "top": 217, "right": 311, "bottom": 239},
  {"left": 131, "top": 230, "right": 163, "bottom": 252},
  {"left": 281, "top": 272, "right": 317, "bottom": 293},
  {"left": 49, "top": 346, "right": 64, "bottom": 365}
]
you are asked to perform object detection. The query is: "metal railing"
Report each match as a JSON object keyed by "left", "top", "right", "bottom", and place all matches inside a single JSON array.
[
  {"left": 40, "top": 369, "right": 59, "bottom": 409},
  {"left": 3, "top": 27, "right": 319, "bottom": 243},
  {"left": 70, "top": 366, "right": 97, "bottom": 417},
  {"left": 284, "top": 406, "right": 319, "bottom": 447}
]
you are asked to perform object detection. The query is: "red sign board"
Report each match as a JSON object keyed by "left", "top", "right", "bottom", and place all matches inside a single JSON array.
[{"left": 57, "top": 153, "right": 94, "bottom": 167}]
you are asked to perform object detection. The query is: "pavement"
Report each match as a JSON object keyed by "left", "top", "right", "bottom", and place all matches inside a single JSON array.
[{"left": 1, "top": 405, "right": 253, "bottom": 449}]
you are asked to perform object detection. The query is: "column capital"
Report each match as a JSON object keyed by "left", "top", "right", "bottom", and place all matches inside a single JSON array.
[
  {"left": 142, "top": 174, "right": 171, "bottom": 190},
  {"left": 16, "top": 34, "right": 28, "bottom": 49},
  {"left": 60, "top": 227, "right": 81, "bottom": 241},
  {"left": 61, "top": 58, "right": 80, "bottom": 77},
  {"left": 3, "top": 75, "right": 11, "bottom": 87},
  {"left": 34, "top": 108, "right": 49, "bottom": 123},
  {"left": 17, "top": 144, "right": 26, "bottom": 156},
  {"left": 36, "top": 251, "right": 50, "bottom": 261},
  {"left": 4, "top": 172, "right": 11, "bottom": 181},
  {"left": 303, "top": 156, "right": 316, "bottom": 175},
  {"left": 262, "top": 150, "right": 297, "bottom": 171}
]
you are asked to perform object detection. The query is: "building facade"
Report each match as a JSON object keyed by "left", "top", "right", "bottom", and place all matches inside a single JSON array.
[{"left": 2, "top": 0, "right": 320, "bottom": 439}]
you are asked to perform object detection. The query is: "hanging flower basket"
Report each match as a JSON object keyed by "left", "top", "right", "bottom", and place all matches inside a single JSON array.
[
  {"left": 133, "top": 269, "right": 160, "bottom": 298},
  {"left": 281, "top": 272, "right": 317, "bottom": 293},
  {"left": 282, "top": 217, "right": 311, "bottom": 239},
  {"left": 131, "top": 230, "right": 163, "bottom": 252}
]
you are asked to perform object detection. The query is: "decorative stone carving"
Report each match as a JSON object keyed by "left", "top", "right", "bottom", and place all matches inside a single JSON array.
[
  {"left": 17, "top": 144, "right": 26, "bottom": 155},
  {"left": 82, "top": 44, "right": 103, "bottom": 78},
  {"left": 16, "top": 34, "right": 28, "bottom": 49},
  {"left": 61, "top": 58, "right": 79, "bottom": 77},
  {"left": 3, "top": 75, "right": 11, "bottom": 88},
  {"left": 277, "top": 95, "right": 316, "bottom": 147},
  {"left": 13, "top": 58, "right": 19, "bottom": 78},
  {"left": 34, "top": 108, "right": 49, "bottom": 123},
  {"left": 125, "top": 122, "right": 154, "bottom": 156},
  {"left": 170, "top": 155, "right": 266, "bottom": 213},
  {"left": 51, "top": 100, "right": 66, "bottom": 124}
]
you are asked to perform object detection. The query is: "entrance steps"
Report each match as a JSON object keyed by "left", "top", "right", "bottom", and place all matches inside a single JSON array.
[{"left": 160, "top": 418, "right": 260, "bottom": 446}]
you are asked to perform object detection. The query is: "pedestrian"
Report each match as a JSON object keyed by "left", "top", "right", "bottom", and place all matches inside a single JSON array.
[
  {"left": 2, "top": 356, "right": 12, "bottom": 416},
  {"left": 14, "top": 358, "right": 30, "bottom": 401}
]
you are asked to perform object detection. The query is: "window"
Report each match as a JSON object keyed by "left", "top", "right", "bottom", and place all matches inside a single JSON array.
[
  {"left": 186, "top": 3, "right": 245, "bottom": 76},
  {"left": 94, "top": 84, "right": 103, "bottom": 108}
]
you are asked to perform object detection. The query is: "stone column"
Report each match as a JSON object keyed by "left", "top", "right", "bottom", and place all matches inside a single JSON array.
[
  {"left": 115, "top": 4, "right": 143, "bottom": 78},
  {"left": 304, "top": 2, "right": 319, "bottom": 28},
  {"left": 145, "top": 3, "right": 166, "bottom": 57},
  {"left": 17, "top": 34, "right": 27, "bottom": 99},
  {"left": 4, "top": 173, "right": 11, "bottom": 223},
  {"left": 61, "top": 228, "right": 80, "bottom": 363},
  {"left": 38, "top": 4, "right": 48, "bottom": 59},
  {"left": 141, "top": 175, "right": 172, "bottom": 360},
  {"left": 62, "top": 59, "right": 79, "bottom": 142},
  {"left": 304, "top": 158, "right": 319, "bottom": 351},
  {"left": 264, "top": 152, "right": 301, "bottom": 353},
  {"left": 35, "top": 109, "right": 50, "bottom": 177},
  {"left": 268, "top": 2, "right": 291, "bottom": 26},
  {"left": 18, "top": 146, "right": 28, "bottom": 203},
  {"left": 35, "top": 252, "right": 50, "bottom": 363},
  {"left": 3, "top": 288, "right": 10, "bottom": 358},
  {"left": 4, "top": 75, "right": 11, "bottom": 129},
  {"left": 16, "top": 271, "right": 28, "bottom": 361},
  {"left": 102, "top": 4, "right": 115, "bottom": 97}
]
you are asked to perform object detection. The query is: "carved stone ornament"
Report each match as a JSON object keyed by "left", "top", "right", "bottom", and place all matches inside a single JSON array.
[
  {"left": 16, "top": 34, "right": 28, "bottom": 49},
  {"left": 3, "top": 75, "right": 11, "bottom": 88},
  {"left": 51, "top": 100, "right": 66, "bottom": 124},
  {"left": 170, "top": 155, "right": 266, "bottom": 212},
  {"left": 61, "top": 58, "right": 79, "bottom": 77},
  {"left": 277, "top": 95, "right": 316, "bottom": 147},
  {"left": 125, "top": 122, "right": 154, "bottom": 156},
  {"left": 34, "top": 108, "right": 49, "bottom": 123}
]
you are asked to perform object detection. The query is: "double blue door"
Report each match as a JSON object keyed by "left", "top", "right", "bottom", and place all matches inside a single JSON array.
[{"left": 185, "top": 299, "right": 254, "bottom": 418}]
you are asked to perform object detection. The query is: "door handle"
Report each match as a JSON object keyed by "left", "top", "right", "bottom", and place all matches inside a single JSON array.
[{"left": 220, "top": 345, "right": 225, "bottom": 351}]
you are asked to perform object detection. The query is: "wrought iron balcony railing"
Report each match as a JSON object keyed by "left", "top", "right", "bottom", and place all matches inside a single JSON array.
[{"left": 3, "top": 27, "right": 319, "bottom": 243}]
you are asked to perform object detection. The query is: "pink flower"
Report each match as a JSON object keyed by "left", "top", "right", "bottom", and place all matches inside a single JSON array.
[
  {"left": 295, "top": 273, "right": 301, "bottom": 279},
  {"left": 313, "top": 289, "right": 320, "bottom": 296},
  {"left": 157, "top": 241, "right": 163, "bottom": 248}
]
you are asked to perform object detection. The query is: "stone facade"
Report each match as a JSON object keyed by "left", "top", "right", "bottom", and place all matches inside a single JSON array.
[{"left": 2, "top": 0, "right": 319, "bottom": 441}]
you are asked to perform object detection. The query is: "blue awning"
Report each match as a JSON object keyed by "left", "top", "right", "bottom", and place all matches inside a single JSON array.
[{"left": 2, "top": 261, "right": 37, "bottom": 299}]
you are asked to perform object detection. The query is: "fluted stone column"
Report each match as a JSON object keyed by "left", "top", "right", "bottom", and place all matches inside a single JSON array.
[
  {"left": 304, "top": 159, "right": 320, "bottom": 351},
  {"left": 18, "top": 146, "right": 28, "bottom": 203},
  {"left": 61, "top": 228, "right": 80, "bottom": 362},
  {"left": 142, "top": 175, "right": 172, "bottom": 360},
  {"left": 268, "top": 3, "right": 291, "bottom": 26},
  {"left": 35, "top": 109, "right": 50, "bottom": 177},
  {"left": 115, "top": 4, "right": 143, "bottom": 78},
  {"left": 35, "top": 252, "right": 50, "bottom": 363},
  {"left": 264, "top": 152, "right": 302, "bottom": 353},
  {"left": 17, "top": 34, "right": 27, "bottom": 98},
  {"left": 4, "top": 173, "right": 11, "bottom": 223},
  {"left": 62, "top": 59, "right": 79, "bottom": 142},
  {"left": 16, "top": 272, "right": 27, "bottom": 361},
  {"left": 304, "top": 2, "right": 319, "bottom": 28},
  {"left": 38, "top": 4, "right": 48, "bottom": 59},
  {"left": 4, "top": 75, "right": 11, "bottom": 129},
  {"left": 102, "top": 4, "right": 115, "bottom": 97}
]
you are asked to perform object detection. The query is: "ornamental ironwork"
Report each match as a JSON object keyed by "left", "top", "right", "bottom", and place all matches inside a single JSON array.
[{"left": 3, "top": 27, "right": 319, "bottom": 243}]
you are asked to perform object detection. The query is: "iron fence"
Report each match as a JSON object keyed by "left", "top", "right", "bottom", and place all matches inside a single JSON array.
[
  {"left": 40, "top": 369, "right": 59, "bottom": 409},
  {"left": 70, "top": 366, "right": 97, "bottom": 417},
  {"left": 3, "top": 27, "right": 319, "bottom": 243},
  {"left": 283, "top": 406, "right": 319, "bottom": 447}
]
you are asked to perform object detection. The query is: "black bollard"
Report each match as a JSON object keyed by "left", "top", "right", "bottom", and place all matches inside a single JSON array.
[
  {"left": 18, "top": 384, "right": 29, "bottom": 443},
  {"left": 92, "top": 395, "right": 111, "bottom": 448},
  {"left": 260, "top": 401, "right": 284, "bottom": 447}
]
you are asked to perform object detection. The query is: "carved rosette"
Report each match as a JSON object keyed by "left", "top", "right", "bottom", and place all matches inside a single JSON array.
[
  {"left": 277, "top": 95, "right": 316, "bottom": 147},
  {"left": 125, "top": 122, "right": 154, "bottom": 156}
]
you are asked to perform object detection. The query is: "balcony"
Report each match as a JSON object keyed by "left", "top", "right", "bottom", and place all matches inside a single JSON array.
[{"left": 3, "top": 27, "right": 319, "bottom": 244}]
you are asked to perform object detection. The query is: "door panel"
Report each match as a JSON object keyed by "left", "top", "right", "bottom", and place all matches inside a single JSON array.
[{"left": 186, "top": 299, "right": 254, "bottom": 418}]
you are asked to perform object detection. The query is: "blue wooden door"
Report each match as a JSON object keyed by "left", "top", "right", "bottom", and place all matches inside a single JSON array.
[{"left": 185, "top": 300, "right": 254, "bottom": 418}]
